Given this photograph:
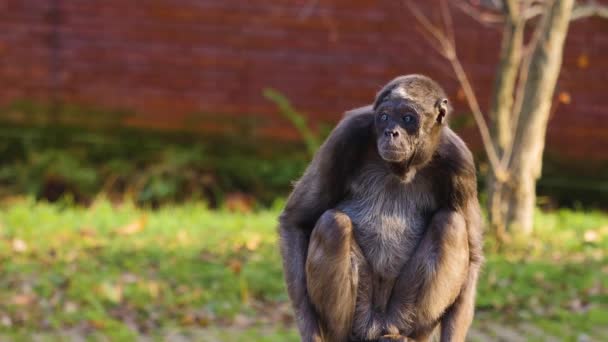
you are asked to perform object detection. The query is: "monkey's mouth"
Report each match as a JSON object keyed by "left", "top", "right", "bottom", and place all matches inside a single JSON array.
[{"left": 378, "top": 147, "right": 409, "bottom": 163}]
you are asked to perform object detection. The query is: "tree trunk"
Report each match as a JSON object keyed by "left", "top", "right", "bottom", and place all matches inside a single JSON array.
[
  {"left": 487, "top": 6, "right": 525, "bottom": 238},
  {"left": 504, "top": 0, "right": 575, "bottom": 235}
]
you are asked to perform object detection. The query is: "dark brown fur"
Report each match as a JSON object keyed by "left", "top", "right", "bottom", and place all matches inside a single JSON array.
[{"left": 279, "top": 75, "right": 483, "bottom": 342}]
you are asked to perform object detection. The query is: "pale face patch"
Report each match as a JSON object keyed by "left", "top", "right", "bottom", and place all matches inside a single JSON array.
[{"left": 391, "top": 86, "right": 413, "bottom": 101}]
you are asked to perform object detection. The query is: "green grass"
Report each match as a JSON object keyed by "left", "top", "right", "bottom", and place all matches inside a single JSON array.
[{"left": 0, "top": 198, "right": 606, "bottom": 341}]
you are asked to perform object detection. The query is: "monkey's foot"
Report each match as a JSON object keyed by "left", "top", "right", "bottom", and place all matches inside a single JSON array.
[{"left": 378, "top": 334, "right": 409, "bottom": 342}]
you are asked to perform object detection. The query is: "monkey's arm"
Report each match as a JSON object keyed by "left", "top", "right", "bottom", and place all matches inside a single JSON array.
[
  {"left": 383, "top": 209, "right": 471, "bottom": 337},
  {"left": 438, "top": 260, "right": 480, "bottom": 341},
  {"left": 279, "top": 109, "right": 375, "bottom": 341},
  {"left": 438, "top": 201, "right": 483, "bottom": 342},
  {"left": 279, "top": 225, "right": 322, "bottom": 341}
]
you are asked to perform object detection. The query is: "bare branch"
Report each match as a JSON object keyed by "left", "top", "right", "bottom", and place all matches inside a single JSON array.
[
  {"left": 523, "top": 5, "right": 547, "bottom": 20},
  {"left": 454, "top": 0, "right": 506, "bottom": 26},
  {"left": 511, "top": 7, "right": 548, "bottom": 119},
  {"left": 571, "top": 0, "right": 608, "bottom": 20},
  {"left": 440, "top": 0, "right": 456, "bottom": 47},
  {"left": 501, "top": 6, "right": 549, "bottom": 168},
  {"left": 504, "top": 0, "right": 521, "bottom": 20},
  {"left": 405, "top": 0, "right": 506, "bottom": 179},
  {"left": 408, "top": 2, "right": 453, "bottom": 54}
]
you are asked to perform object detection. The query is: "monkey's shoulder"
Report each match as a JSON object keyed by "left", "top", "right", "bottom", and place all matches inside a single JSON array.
[
  {"left": 430, "top": 128, "right": 476, "bottom": 179},
  {"left": 423, "top": 128, "right": 478, "bottom": 208},
  {"left": 280, "top": 109, "right": 376, "bottom": 229}
]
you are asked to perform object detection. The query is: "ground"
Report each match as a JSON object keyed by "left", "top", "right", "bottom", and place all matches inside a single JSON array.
[{"left": 0, "top": 198, "right": 606, "bottom": 341}]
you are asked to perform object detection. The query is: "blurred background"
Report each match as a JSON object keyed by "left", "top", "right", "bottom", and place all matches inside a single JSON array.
[{"left": 0, "top": 0, "right": 606, "bottom": 341}]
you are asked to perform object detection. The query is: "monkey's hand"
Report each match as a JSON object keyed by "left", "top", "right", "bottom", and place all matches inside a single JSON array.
[{"left": 384, "top": 320, "right": 415, "bottom": 341}]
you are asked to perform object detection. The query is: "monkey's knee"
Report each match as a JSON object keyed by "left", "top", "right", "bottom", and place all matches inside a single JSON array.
[
  {"left": 306, "top": 210, "right": 358, "bottom": 342},
  {"left": 310, "top": 209, "right": 353, "bottom": 252}
]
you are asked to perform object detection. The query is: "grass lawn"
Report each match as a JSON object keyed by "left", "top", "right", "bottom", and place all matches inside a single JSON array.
[{"left": 0, "top": 198, "right": 606, "bottom": 341}]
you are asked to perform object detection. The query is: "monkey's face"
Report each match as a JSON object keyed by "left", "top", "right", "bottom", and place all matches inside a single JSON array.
[{"left": 374, "top": 99, "right": 423, "bottom": 165}]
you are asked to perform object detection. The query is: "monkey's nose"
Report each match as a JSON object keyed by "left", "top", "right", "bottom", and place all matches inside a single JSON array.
[{"left": 384, "top": 129, "right": 399, "bottom": 138}]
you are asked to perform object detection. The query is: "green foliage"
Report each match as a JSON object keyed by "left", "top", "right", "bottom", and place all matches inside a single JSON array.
[
  {"left": 263, "top": 88, "right": 323, "bottom": 157},
  {"left": 0, "top": 124, "right": 309, "bottom": 206},
  {"left": 0, "top": 198, "right": 289, "bottom": 339},
  {"left": 0, "top": 199, "right": 606, "bottom": 340}
]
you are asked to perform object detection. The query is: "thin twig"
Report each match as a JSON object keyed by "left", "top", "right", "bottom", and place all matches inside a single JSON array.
[
  {"left": 440, "top": 0, "right": 456, "bottom": 48},
  {"left": 454, "top": 0, "right": 505, "bottom": 26},
  {"left": 406, "top": 0, "right": 505, "bottom": 179},
  {"left": 571, "top": 0, "right": 608, "bottom": 20},
  {"left": 523, "top": 4, "right": 547, "bottom": 20},
  {"left": 408, "top": 2, "right": 452, "bottom": 53}
]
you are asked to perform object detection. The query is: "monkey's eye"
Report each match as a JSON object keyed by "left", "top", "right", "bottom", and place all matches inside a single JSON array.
[
  {"left": 403, "top": 114, "right": 414, "bottom": 123},
  {"left": 380, "top": 114, "right": 388, "bottom": 121}
]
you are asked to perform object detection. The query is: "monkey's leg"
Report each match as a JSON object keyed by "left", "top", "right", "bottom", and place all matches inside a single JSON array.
[
  {"left": 385, "top": 210, "right": 470, "bottom": 342},
  {"left": 437, "top": 262, "right": 479, "bottom": 342},
  {"left": 306, "top": 209, "right": 362, "bottom": 342}
]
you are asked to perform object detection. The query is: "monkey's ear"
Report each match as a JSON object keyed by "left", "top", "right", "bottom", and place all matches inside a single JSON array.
[{"left": 435, "top": 98, "right": 449, "bottom": 124}]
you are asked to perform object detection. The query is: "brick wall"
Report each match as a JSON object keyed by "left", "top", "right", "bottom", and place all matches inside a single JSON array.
[{"left": 0, "top": 0, "right": 606, "bottom": 161}]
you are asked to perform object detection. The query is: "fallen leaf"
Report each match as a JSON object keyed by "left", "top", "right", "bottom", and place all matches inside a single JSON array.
[
  {"left": 147, "top": 281, "right": 160, "bottom": 299},
  {"left": 584, "top": 230, "right": 599, "bottom": 243},
  {"left": 12, "top": 239, "right": 27, "bottom": 253},
  {"left": 115, "top": 216, "right": 147, "bottom": 236},
  {"left": 1, "top": 316, "right": 11, "bottom": 327},
  {"left": 246, "top": 234, "right": 262, "bottom": 251},
  {"left": 79, "top": 227, "right": 97, "bottom": 237},
  {"left": 228, "top": 259, "right": 242, "bottom": 275},
  {"left": 64, "top": 301, "right": 78, "bottom": 314},
  {"left": 121, "top": 273, "right": 138, "bottom": 284},
  {"left": 99, "top": 282, "right": 123, "bottom": 303},
  {"left": 89, "top": 319, "right": 105, "bottom": 329},
  {"left": 225, "top": 192, "right": 254, "bottom": 213},
  {"left": 177, "top": 230, "right": 189, "bottom": 244},
  {"left": 181, "top": 313, "right": 196, "bottom": 326},
  {"left": 12, "top": 294, "right": 34, "bottom": 306},
  {"left": 568, "top": 298, "right": 588, "bottom": 313},
  {"left": 233, "top": 313, "right": 253, "bottom": 328}
]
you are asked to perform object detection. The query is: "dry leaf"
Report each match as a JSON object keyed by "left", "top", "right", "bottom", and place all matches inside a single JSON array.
[
  {"left": 116, "top": 216, "right": 147, "bottom": 236},
  {"left": 584, "top": 230, "right": 599, "bottom": 243},
  {"left": 1, "top": 316, "right": 11, "bottom": 327},
  {"left": 246, "top": 234, "right": 262, "bottom": 251},
  {"left": 12, "top": 294, "right": 34, "bottom": 306},
  {"left": 79, "top": 227, "right": 97, "bottom": 237},
  {"left": 177, "top": 230, "right": 189, "bottom": 244},
  {"left": 147, "top": 281, "right": 160, "bottom": 299},
  {"left": 181, "top": 313, "right": 195, "bottom": 326},
  {"left": 12, "top": 239, "right": 27, "bottom": 253},
  {"left": 89, "top": 319, "right": 105, "bottom": 329},
  {"left": 100, "top": 282, "right": 123, "bottom": 303},
  {"left": 233, "top": 313, "right": 253, "bottom": 328},
  {"left": 64, "top": 301, "right": 78, "bottom": 313},
  {"left": 225, "top": 192, "right": 254, "bottom": 213},
  {"left": 228, "top": 259, "right": 242, "bottom": 275},
  {"left": 121, "top": 273, "right": 138, "bottom": 284}
]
